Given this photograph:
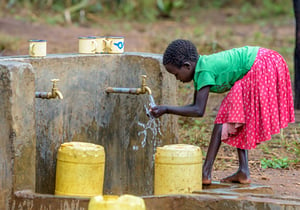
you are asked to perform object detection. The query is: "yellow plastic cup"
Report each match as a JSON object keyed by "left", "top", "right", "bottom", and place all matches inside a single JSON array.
[
  {"left": 55, "top": 142, "right": 105, "bottom": 197},
  {"left": 154, "top": 144, "right": 202, "bottom": 195},
  {"left": 88, "top": 194, "right": 146, "bottom": 210}
]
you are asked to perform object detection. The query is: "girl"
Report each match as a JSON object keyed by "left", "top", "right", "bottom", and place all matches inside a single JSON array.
[{"left": 150, "top": 39, "right": 295, "bottom": 184}]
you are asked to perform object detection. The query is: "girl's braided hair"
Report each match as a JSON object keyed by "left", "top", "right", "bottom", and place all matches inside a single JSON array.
[{"left": 163, "top": 39, "right": 199, "bottom": 68}]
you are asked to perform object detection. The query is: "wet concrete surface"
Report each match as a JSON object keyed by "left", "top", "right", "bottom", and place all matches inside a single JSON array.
[{"left": 198, "top": 181, "right": 274, "bottom": 195}]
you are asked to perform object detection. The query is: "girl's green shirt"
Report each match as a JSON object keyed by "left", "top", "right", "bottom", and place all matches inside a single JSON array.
[{"left": 193, "top": 46, "right": 260, "bottom": 93}]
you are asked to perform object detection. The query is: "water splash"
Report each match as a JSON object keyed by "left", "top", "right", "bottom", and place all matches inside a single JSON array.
[{"left": 137, "top": 95, "right": 162, "bottom": 148}]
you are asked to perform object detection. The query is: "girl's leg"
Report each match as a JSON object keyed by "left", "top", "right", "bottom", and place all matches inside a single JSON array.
[
  {"left": 202, "top": 124, "right": 222, "bottom": 185},
  {"left": 220, "top": 148, "right": 251, "bottom": 184}
]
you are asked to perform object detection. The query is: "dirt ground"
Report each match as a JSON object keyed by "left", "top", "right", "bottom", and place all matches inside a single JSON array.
[{"left": 0, "top": 13, "right": 300, "bottom": 198}]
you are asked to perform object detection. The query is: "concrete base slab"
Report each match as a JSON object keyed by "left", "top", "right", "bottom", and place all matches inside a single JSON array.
[{"left": 11, "top": 182, "right": 300, "bottom": 210}]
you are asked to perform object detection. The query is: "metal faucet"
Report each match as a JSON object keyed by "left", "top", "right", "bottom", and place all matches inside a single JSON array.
[
  {"left": 35, "top": 79, "right": 64, "bottom": 99},
  {"left": 105, "top": 75, "right": 152, "bottom": 95}
]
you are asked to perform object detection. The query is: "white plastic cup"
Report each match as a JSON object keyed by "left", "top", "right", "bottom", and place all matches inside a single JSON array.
[
  {"left": 104, "top": 36, "right": 124, "bottom": 54},
  {"left": 29, "top": 40, "right": 47, "bottom": 57},
  {"left": 78, "top": 36, "right": 97, "bottom": 54}
]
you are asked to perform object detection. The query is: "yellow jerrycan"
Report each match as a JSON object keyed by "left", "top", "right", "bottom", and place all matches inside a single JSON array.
[
  {"left": 154, "top": 144, "right": 202, "bottom": 195},
  {"left": 55, "top": 142, "right": 105, "bottom": 197}
]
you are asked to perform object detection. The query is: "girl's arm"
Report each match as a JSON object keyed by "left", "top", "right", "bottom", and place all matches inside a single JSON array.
[{"left": 150, "top": 85, "right": 210, "bottom": 118}]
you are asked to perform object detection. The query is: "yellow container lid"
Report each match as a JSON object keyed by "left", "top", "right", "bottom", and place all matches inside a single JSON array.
[
  {"left": 57, "top": 142, "right": 105, "bottom": 163},
  {"left": 88, "top": 195, "right": 146, "bottom": 210},
  {"left": 155, "top": 144, "right": 202, "bottom": 164},
  {"left": 118, "top": 194, "right": 146, "bottom": 209},
  {"left": 89, "top": 195, "right": 119, "bottom": 209}
]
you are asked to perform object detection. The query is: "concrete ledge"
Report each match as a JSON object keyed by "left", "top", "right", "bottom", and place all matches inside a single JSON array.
[{"left": 12, "top": 189, "right": 300, "bottom": 210}]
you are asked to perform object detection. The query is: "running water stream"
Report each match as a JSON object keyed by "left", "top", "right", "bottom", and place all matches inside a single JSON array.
[{"left": 136, "top": 95, "right": 162, "bottom": 150}]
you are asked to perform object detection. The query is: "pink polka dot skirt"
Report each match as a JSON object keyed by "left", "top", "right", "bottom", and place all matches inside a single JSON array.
[{"left": 215, "top": 48, "right": 295, "bottom": 150}]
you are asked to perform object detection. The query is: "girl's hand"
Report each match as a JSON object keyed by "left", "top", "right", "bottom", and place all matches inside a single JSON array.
[{"left": 149, "top": 105, "right": 167, "bottom": 118}]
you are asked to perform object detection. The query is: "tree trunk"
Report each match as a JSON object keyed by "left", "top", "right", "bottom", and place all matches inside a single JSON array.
[{"left": 293, "top": 0, "right": 300, "bottom": 109}]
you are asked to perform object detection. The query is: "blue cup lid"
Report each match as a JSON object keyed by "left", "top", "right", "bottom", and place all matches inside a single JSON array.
[
  {"left": 107, "top": 36, "right": 124, "bottom": 39},
  {"left": 29, "top": 39, "right": 47, "bottom": 42},
  {"left": 78, "top": 36, "right": 96, "bottom": 39}
]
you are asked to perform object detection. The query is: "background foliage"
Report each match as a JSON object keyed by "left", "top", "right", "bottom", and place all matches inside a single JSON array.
[{"left": 2, "top": 0, "right": 294, "bottom": 24}]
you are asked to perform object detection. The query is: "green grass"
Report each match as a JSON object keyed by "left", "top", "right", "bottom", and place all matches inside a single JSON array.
[
  {"left": 0, "top": 33, "right": 21, "bottom": 54},
  {"left": 260, "top": 157, "right": 296, "bottom": 169}
]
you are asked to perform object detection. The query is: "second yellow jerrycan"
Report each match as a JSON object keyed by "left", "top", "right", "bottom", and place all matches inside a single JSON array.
[{"left": 154, "top": 144, "right": 202, "bottom": 195}]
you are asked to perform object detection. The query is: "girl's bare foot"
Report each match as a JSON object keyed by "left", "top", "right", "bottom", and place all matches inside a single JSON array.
[
  {"left": 202, "top": 177, "right": 212, "bottom": 185},
  {"left": 220, "top": 170, "right": 251, "bottom": 184},
  {"left": 202, "top": 173, "right": 212, "bottom": 185}
]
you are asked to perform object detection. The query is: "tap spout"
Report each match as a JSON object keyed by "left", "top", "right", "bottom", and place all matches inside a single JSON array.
[
  {"left": 105, "top": 75, "right": 152, "bottom": 95},
  {"left": 140, "top": 75, "right": 152, "bottom": 95},
  {"left": 35, "top": 90, "right": 63, "bottom": 99},
  {"left": 144, "top": 86, "right": 152, "bottom": 95},
  {"left": 35, "top": 79, "right": 63, "bottom": 99},
  {"left": 54, "top": 90, "right": 64, "bottom": 99}
]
